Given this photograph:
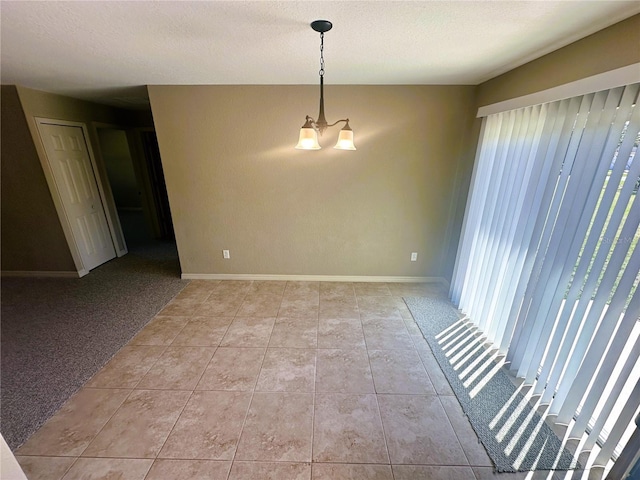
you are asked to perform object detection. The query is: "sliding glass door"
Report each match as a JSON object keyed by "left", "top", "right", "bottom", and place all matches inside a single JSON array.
[{"left": 451, "top": 83, "right": 639, "bottom": 471}]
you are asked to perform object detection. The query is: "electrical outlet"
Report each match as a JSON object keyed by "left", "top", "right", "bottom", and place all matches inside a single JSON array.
[
  {"left": 411, "top": 252, "right": 418, "bottom": 262},
  {"left": 222, "top": 250, "right": 230, "bottom": 259}
]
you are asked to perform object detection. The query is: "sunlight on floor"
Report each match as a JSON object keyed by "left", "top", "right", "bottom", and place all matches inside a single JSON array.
[{"left": 434, "top": 318, "right": 615, "bottom": 479}]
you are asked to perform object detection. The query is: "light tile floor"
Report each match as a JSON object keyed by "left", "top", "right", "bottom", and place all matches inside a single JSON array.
[{"left": 15, "top": 281, "right": 554, "bottom": 479}]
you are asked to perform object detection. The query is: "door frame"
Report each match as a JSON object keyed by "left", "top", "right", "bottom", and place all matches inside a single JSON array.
[{"left": 34, "top": 118, "right": 126, "bottom": 277}]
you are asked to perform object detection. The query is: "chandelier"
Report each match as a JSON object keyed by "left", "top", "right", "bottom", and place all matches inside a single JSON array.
[{"left": 295, "top": 20, "right": 356, "bottom": 151}]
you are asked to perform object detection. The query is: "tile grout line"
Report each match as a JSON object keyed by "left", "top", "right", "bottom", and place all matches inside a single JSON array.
[
  {"left": 310, "top": 285, "right": 320, "bottom": 470},
  {"left": 356, "top": 290, "right": 396, "bottom": 477},
  {"left": 375, "top": 302, "right": 400, "bottom": 479},
  {"left": 225, "top": 280, "right": 277, "bottom": 479}
]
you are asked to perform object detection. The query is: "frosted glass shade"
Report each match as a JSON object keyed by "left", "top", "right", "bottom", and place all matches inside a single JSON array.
[
  {"left": 334, "top": 128, "right": 356, "bottom": 150},
  {"left": 295, "top": 127, "right": 321, "bottom": 150}
]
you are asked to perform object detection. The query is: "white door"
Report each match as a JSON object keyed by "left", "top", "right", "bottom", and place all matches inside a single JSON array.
[{"left": 38, "top": 123, "right": 116, "bottom": 271}]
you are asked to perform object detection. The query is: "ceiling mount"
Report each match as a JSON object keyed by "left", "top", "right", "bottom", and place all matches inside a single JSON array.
[{"left": 310, "top": 20, "right": 332, "bottom": 33}]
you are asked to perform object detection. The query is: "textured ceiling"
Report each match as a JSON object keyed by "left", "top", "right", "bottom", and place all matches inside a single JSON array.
[{"left": 1, "top": 1, "right": 638, "bottom": 109}]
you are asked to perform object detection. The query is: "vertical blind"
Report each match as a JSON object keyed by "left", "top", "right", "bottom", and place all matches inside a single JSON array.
[{"left": 451, "top": 83, "right": 640, "bottom": 466}]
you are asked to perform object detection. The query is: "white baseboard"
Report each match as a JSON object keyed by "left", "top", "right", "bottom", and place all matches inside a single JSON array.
[
  {"left": 1, "top": 270, "right": 80, "bottom": 278},
  {"left": 181, "top": 273, "right": 447, "bottom": 285}
]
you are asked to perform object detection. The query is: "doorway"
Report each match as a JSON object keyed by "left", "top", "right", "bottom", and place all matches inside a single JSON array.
[
  {"left": 138, "top": 130, "right": 174, "bottom": 241},
  {"left": 95, "top": 127, "right": 174, "bottom": 250}
]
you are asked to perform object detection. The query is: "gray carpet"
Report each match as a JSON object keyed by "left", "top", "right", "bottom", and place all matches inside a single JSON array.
[
  {"left": 404, "top": 296, "right": 579, "bottom": 473},
  {"left": 1, "top": 240, "right": 188, "bottom": 450}
]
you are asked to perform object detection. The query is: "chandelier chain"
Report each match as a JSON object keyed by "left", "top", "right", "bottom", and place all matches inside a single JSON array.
[{"left": 319, "top": 32, "right": 325, "bottom": 77}]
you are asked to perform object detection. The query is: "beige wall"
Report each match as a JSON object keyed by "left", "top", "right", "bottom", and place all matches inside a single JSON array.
[
  {"left": 477, "top": 14, "right": 640, "bottom": 107},
  {"left": 149, "top": 85, "right": 476, "bottom": 278},
  {"left": 1, "top": 86, "right": 76, "bottom": 272}
]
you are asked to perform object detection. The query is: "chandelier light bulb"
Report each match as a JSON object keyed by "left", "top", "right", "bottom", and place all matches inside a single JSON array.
[
  {"left": 296, "top": 126, "right": 321, "bottom": 150},
  {"left": 334, "top": 122, "right": 356, "bottom": 150}
]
